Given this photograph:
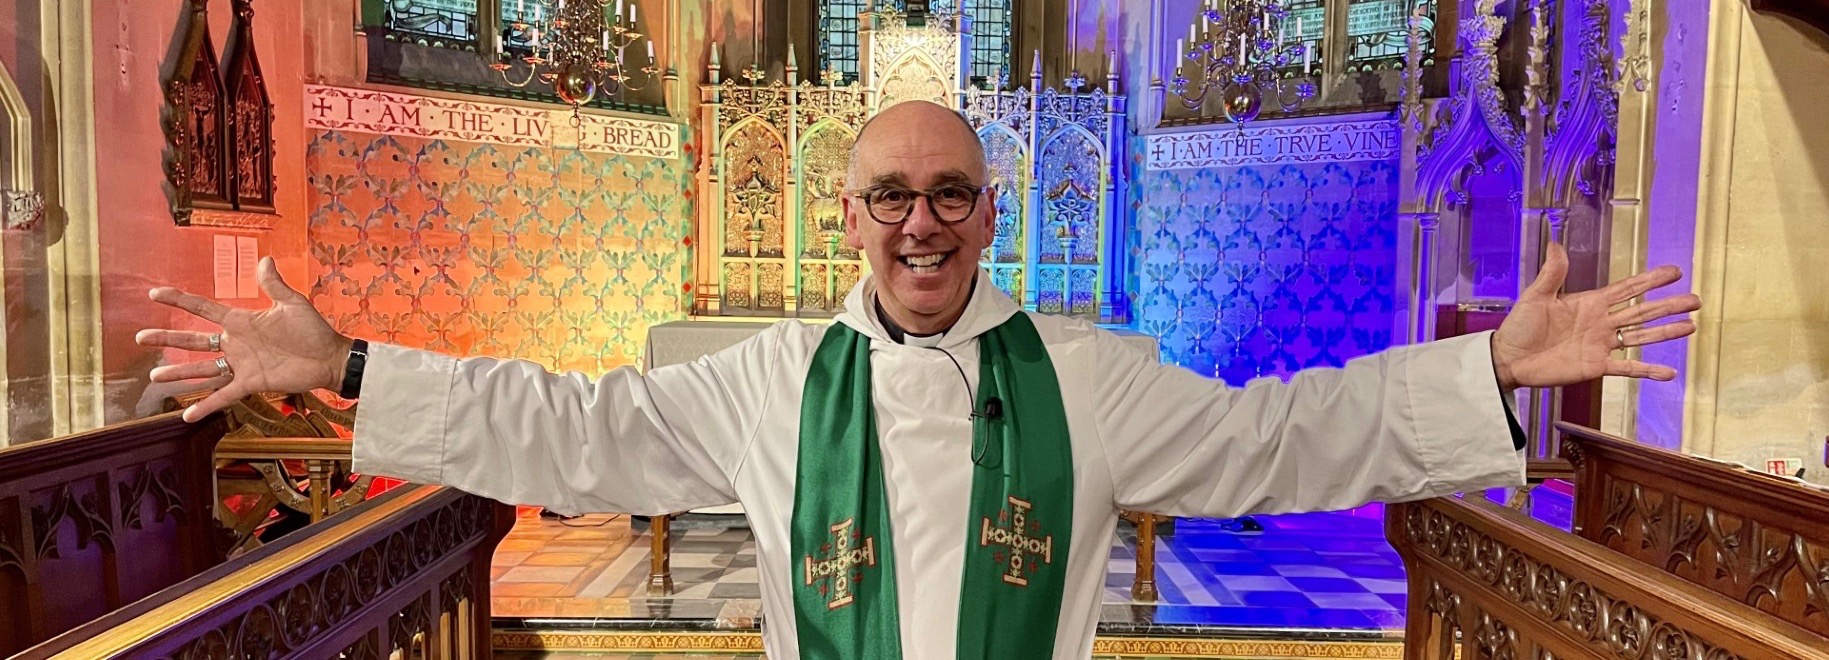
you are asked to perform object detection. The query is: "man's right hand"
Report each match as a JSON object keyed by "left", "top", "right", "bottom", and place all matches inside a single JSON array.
[{"left": 136, "top": 256, "right": 353, "bottom": 423}]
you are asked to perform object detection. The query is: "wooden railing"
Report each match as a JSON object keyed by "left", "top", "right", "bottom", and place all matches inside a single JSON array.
[
  {"left": 1391, "top": 423, "right": 1829, "bottom": 658},
  {"left": 17, "top": 484, "right": 515, "bottom": 659},
  {"left": 1560, "top": 422, "right": 1829, "bottom": 637},
  {"left": 0, "top": 411, "right": 229, "bottom": 657}
]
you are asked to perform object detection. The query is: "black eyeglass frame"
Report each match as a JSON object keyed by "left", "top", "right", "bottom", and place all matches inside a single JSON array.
[{"left": 846, "top": 184, "right": 992, "bottom": 225}]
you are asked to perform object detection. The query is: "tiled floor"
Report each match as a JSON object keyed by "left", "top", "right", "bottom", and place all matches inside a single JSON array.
[{"left": 490, "top": 485, "right": 1574, "bottom": 633}]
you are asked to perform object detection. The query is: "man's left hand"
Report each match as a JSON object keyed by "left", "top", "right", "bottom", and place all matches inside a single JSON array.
[{"left": 1490, "top": 242, "right": 1701, "bottom": 391}]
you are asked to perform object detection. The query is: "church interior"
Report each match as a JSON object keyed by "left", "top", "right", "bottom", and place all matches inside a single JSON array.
[{"left": 3, "top": 0, "right": 1828, "bottom": 657}]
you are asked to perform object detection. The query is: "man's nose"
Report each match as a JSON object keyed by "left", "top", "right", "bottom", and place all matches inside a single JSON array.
[{"left": 901, "top": 198, "right": 942, "bottom": 239}]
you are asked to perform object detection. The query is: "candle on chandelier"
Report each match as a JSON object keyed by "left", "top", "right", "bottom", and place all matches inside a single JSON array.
[
  {"left": 1239, "top": 35, "right": 1246, "bottom": 64},
  {"left": 630, "top": 5, "right": 637, "bottom": 23},
  {"left": 494, "top": 33, "right": 503, "bottom": 53},
  {"left": 516, "top": 0, "right": 523, "bottom": 17},
  {"left": 1176, "top": 38, "right": 1185, "bottom": 57},
  {"left": 557, "top": 0, "right": 565, "bottom": 12},
  {"left": 602, "top": 29, "right": 609, "bottom": 50},
  {"left": 1188, "top": 22, "right": 1196, "bottom": 44},
  {"left": 647, "top": 40, "right": 655, "bottom": 59},
  {"left": 1304, "top": 40, "right": 1311, "bottom": 72},
  {"left": 615, "top": 0, "right": 623, "bottom": 20}
]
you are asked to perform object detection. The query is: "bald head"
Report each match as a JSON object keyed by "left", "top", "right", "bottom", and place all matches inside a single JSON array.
[{"left": 847, "top": 100, "right": 988, "bottom": 189}]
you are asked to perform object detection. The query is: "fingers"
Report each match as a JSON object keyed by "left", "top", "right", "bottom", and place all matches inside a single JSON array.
[
  {"left": 149, "top": 287, "right": 232, "bottom": 324},
  {"left": 184, "top": 381, "right": 248, "bottom": 423},
  {"left": 1609, "top": 293, "right": 1702, "bottom": 328},
  {"left": 1606, "top": 358, "right": 1678, "bottom": 381},
  {"left": 1599, "top": 264, "right": 1684, "bottom": 304},
  {"left": 257, "top": 256, "right": 309, "bottom": 304},
  {"left": 151, "top": 358, "right": 230, "bottom": 383},
  {"left": 1524, "top": 242, "right": 1569, "bottom": 298},
  {"left": 1622, "top": 319, "right": 1697, "bottom": 348},
  {"left": 135, "top": 329, "right": 217, "bottom": 352}
]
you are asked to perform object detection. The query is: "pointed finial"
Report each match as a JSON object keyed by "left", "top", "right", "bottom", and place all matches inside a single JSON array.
[{"left": 1031, "top": 49, "right": 1043, "bottom": 84}]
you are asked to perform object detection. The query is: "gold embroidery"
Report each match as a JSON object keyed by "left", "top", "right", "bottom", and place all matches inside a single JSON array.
[
  {"left": 979, "top": 496, "right": 1054, "bottom": 586},
  {"left": 802, "top": 517, "right": 877, "bottom": 609}
]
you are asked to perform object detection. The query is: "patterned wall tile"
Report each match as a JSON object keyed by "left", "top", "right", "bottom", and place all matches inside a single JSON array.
[
  {"left": 1132, "top": 156, "right": 1398, "bottom": 386},
  {"left": 306, "top": 129, "right": 695, "bottom": 375}
]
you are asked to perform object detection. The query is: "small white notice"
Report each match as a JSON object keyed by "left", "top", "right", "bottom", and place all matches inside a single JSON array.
[
  {"left": 213, "top": 235, "right": 238, "bottom": 299},
  {"left": 236, "top": 236, "right": 260, "bottom": 299}
]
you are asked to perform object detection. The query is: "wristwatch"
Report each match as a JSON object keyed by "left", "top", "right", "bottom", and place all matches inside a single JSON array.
[{"left": 339, "top": 339, "right": 369, "bottom": 399}]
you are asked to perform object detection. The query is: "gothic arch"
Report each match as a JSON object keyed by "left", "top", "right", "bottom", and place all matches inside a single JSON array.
[{"left": 0, "top": 62, "right": 41, "bottom": 230}]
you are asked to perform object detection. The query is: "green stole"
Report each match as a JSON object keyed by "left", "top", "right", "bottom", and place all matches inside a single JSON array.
[{"left": 790, "top": 313, "right": 1074, "bottom": 659}]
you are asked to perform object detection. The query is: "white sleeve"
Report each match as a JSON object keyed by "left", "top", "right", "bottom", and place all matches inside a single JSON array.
[
  {"left": 1093, "top": 329, "right": 1525, "bottom": 518},
  {"left": 351, "top": 322, "right": 786, "bottom": 516}
]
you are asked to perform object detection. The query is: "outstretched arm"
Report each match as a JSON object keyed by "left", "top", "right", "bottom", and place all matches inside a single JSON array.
[
  {"left": 138, "top": 258, "right": 774, "bottom": 515},
  {"left": 1099, "top": 243, "right": 1699, "bottom": 518}
]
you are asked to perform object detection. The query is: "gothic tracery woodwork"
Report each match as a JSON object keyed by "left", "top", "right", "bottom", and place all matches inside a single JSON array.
[
  {"left": 165, "top": 0, "right": 278, "bottom": 228},
  {"left": 696, "top": 11, "right": 1125, "bottom": 321}
]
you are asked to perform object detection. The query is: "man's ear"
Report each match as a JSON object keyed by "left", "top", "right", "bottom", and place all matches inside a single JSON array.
[
  {"left": 842, "top": 195, "right": 865, "bottom": 250},
  {"left": 979, "top": 185, "right": 998, "bottom": 235}
]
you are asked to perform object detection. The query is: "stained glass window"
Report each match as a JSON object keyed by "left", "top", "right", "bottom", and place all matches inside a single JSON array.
[
  {"left": 1344, "top": 0, "right": 1433, "bottom": 70},
  {"left": 1280, "top": 0, "right": 1326, "bottom": 76},
  {"left": 936, "top": 0, "right": 1014, "bottom": 86},
  {"left": 819, "top": 0, "right": 905, "bottom": 83},
  {"left": 379, "top": 0, "right": 482, "bottom": 46}
]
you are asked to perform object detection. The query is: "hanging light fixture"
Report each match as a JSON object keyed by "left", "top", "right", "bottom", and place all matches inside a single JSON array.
[
  {"left": 1170, "top": 0, "right": 1317, "bottom": 124},
  {"left": 491, "top": 0, "right": 658, "bottom": 106}
]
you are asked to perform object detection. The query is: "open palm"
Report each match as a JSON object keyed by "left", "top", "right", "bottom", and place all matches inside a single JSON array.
[
  {"left": 1490, "top": 243, "right": 1700, "bottom": 391},
  {"left": 137, "top": 257, "right": 352, "bottom": 422}
]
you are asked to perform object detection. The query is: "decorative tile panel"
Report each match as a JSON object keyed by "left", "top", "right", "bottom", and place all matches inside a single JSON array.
[
  {"left": 1133, "top": 151, "right": 1398, "bottom": 385},
  {"left": 305, "top": 126, "right": 694, "bottom": 375}
]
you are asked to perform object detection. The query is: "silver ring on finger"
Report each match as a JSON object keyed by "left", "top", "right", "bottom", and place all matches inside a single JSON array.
[
  {"left": 215, "top": 356, "right": 233, "bottom": 377},
  {"left": 1615, "top": 327, "right": 1627, "bottom": 350},
  {"left": 208, "top": 333, "right": 222, "bottom": 353}
]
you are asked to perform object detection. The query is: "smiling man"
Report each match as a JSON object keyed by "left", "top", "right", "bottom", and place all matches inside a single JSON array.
[{"left": 137, "top": 100, "right": 1701, "bottom": 659}]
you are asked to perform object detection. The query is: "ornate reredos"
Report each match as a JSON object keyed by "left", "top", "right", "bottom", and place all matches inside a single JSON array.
[{"left": 697, "top": 9, "right": 1128, "bottom": 323}]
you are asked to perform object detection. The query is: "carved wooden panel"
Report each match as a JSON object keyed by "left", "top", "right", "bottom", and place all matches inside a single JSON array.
[
  {"left": 164, "top": 0, "right": 233, "bottom": 220},
  {"left": 165, "top": 0, "right": 278, "bottom": 228},
  {"left": 1562, "top": 424, "right": 1829, "bottom": 637},
  {"left": 1391, "top": 495, "right": 1826, "bottom": 659},
  {"left": 18, "top": 487, "right": 514, "bottom": 659},
  {"left": 223, "top": 0, "right": 275, "bottom": 214},
  {"left": 0, "top": 411, "right": 227, "bottom": 657}
]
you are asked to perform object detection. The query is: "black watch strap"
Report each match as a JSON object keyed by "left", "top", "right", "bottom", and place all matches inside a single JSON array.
[{"left": 339, "top": 339, "right": 369, "bottom": 399}]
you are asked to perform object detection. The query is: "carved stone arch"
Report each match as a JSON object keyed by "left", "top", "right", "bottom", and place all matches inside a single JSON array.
[
  {"left": 1538, "top": 0, "right": 1620, "bottom": 208},
  {"left": 1415, "top": 0, "right": 1523, "bottom": 213},
  {"left": 877, "top": 53, "right": 952, "bottom": 110},
  {"left": 0, "top": 60, "right": 42, "bottom": 230}
]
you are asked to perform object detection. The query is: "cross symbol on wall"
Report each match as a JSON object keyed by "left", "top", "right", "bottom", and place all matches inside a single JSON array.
[
  {"left": 802, "top": 518, "right": 877, "bottom": 610},
  {"left": 311, "top": 98, "right": 336, "bottom": 118},
  {"left": 978, "top": 496, "right": 1054, "bottom": 587}
]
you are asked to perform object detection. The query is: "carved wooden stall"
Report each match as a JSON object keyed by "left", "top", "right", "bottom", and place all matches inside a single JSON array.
[
  {"left": 17, "top": 485, "right": 516, "bottom": 660},
  {"left": 0, "top": 411, "right": 229, "bottom": 657},
  {"left": 1390, "top": 424, "right": 1829, "bottom": 658}
]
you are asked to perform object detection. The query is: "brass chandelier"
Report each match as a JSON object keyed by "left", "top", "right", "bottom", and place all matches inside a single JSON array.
[
  {"left": 1170, "top": 0, "right": 1318, "bottom": 124},
  {"left": 491, "top": 0, "right": 657, "bottom": 106}
]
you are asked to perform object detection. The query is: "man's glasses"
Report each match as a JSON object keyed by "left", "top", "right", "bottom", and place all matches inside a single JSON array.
[{"left": 850, "top": 183, "right": 988, "bottom": 224}]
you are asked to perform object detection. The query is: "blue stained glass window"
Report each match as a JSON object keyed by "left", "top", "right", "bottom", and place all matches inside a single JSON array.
[
  {"left": 383, "top": 0, "right": 481, "bottom": 46},
  {"left": 1344, "top": 0, "right": 1434, "bottom": 70},
  {"left": 820, "top": 0, "right": 904, "bottom": 83},
  {"left": 936, "top": 0, "right": 1014, "bottom": 86},
  {"left": 1281, "top": 0, "right": 1326, "bottom": 75}
]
